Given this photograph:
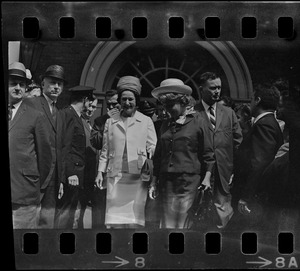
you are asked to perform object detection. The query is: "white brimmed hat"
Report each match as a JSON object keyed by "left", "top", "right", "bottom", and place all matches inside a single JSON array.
[{"left": 151, "top": 78, "right": 192, "bottom": 99}]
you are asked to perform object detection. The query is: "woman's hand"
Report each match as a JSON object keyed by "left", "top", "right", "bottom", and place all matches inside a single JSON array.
[
  {"left": 149, "top": 177, "right": 158, "bottom": 200},
  {"left": 201, "top": 175, "right": 211, "bottom": 191},
  {"left": 200, "top": 171, "right": 212, "bottom": 191},
  {"left": 95, "top": 171, "right": 105, "bottom": 190},
  {"left": 58, "top": 183, "right": 64, "bottom": 199}
]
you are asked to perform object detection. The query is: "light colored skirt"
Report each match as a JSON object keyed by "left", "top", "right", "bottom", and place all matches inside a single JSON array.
[{"left": 105, "top": 173, "right": 148, "bottom": 227}]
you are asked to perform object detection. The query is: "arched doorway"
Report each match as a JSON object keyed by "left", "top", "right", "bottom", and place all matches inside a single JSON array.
[{"left": 80, "top": 41, "right": 252, "bottom": 112}]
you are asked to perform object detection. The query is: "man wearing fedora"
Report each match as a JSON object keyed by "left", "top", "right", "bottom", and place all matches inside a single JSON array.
[
  {"left": 33, "top": 65, "right": 66, "bottom": 228},
  {"left": 8, "top": 62, "right": 52, "bottom": 229},
  {"left": 55, "top": 86, "right": 95, "bottom": 229},
  {"left": 194, "top": 72, "right": 243, "bottom": 229}
]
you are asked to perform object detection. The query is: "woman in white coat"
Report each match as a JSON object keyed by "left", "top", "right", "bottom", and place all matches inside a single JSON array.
[{"left": 95, "top": 76, "right": 157, "bottom": 228}]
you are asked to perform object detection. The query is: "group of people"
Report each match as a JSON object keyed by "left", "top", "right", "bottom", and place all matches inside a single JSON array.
[{"left": 9, "top": 61, "right": 297, "bottom": 231}]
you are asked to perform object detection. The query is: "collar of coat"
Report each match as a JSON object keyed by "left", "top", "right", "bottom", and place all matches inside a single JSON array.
[
  {"left": 168, "top": 110, "right": 197, "bottom": 127},
  {"left": 175, "top": 106, "right": 196, "bottom": 124},
  {"left": 111, "top": 110, "right": 144, "bottom": 124}
]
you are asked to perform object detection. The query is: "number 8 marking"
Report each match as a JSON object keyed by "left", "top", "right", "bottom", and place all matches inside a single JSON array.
[
  {"left": 275, "top": 257, "right": 285, "bottom": 268},
  {"left": 135, "top": 257, "right": 145, "bottom": 268}
]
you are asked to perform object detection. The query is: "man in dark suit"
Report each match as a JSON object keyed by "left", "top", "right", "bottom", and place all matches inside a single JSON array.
[
  {"left": 33, "top": 65, "right": 66, "bottom": 228},
  {"left": 195, "top": 72, "right": 243, "bottom": 229},
  {"left": 74, "top": 94, "right": 98, "bottom": 228},
  {"left": 237, "top": 83, "right": 283, "bottom": 228},
  {"left": 8, "top": 62, "right": 52, "bottom": 229},
  {"left": 90, "top": 89, "right": 119, "bottom": 228},
  {"left": 55, "top": 86, "right": 95, "bottom": 229},
  {"left": 90, "top": 89, "right": 119, "bottom": 149}
]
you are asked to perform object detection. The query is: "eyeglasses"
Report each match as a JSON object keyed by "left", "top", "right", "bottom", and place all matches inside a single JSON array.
[{"left": 107, "top": 102, "right": 118, "bottom": 108}]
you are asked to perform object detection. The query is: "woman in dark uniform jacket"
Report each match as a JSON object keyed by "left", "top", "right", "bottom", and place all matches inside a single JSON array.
[{"left": 149, "top": 78, "right": 215, "bottom": 229}]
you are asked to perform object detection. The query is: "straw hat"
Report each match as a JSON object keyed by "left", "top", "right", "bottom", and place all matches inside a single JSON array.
[
  {"left": 151, "top": 78, "right": 192, "bottom": 99},
  {"left": 9, "top": 62, "right": 31, "bottom": 83}
]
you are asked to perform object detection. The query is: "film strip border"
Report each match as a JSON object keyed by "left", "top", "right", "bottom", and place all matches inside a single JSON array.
[
  {"left": 14, "top": 230, "right": 300, "bottom": 269},
  {"left": 20, "top": 16, "right": 296, "bottom": 40},
  {"left": 2, "top": 2, "right": 300, "bottom": 41}
]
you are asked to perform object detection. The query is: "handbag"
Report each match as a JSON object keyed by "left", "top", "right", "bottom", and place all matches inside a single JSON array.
[
  {"left": 140, "top": 152, "right": 153, "bottom": 182},
  {"left": 185, "top": 185, "right": 214, "bottom": 229}
]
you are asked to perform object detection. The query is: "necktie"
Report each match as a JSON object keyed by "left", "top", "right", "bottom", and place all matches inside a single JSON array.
[
  {"left": 51, "top": 102, "right": 57, "bottom": 115},
  {"left": 209, "top": 106, "right": 216, "bottom": 129},
  {"left": 51, "top": 102, "right": 57, "bottom": 124},
  {"left": 8, "top": 104, "right": 15, "bottom": 121}
]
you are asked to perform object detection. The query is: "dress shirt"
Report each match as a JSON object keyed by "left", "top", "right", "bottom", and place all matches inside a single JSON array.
[
  {"left": 202, "top": 100, "right": 217, "bottom": 120},
  {"left": 11, "top": 100, "right": 22, "bottom": 120},
  {"left": 43, "top": 93, "right": 56, "bottom": 114}
]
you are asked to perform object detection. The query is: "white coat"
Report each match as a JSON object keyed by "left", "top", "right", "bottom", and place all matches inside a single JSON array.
[{"left": 98, "top": 110, "right": 157, "bottom": 177}]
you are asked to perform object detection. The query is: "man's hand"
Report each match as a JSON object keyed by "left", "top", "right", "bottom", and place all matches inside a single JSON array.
[
  {"left": 238, "top": 199, "right": 251, "bottom": 215},
  {"left": 148, "top": 176, "right": 158, "bottom": 200},
  {"left": 95, "top": 171, "right": 105, "bottom": 190},
  {"left": 58, "top": 183, "right": 64, "bottom": 199},
  {"left": 68, "top": 175, "right": 79, "bottom": 186}
]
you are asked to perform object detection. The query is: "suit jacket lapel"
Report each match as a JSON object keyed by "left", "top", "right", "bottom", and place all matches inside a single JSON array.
[
  {"left": 41, "top": 96, "right": 56, "bottom": 131},
  {"left": 112, "top": 113, "right": 126, "bottom": 133},
  {"left": 128, "top": 111, "right": 142, "bottom": 128},
  {"left": 9, "top": 102, "right": 27, "bottom": 131},
  {"left": 215, "top": 103, "right": 223, "bottom": 131},
  {"left": 82, "top": 117, "right": 91, "bottom": 133},
  {"left": 69, "top": 106, "right": 84, "bottom": 130},
  {"left": 196, "top": 101, "right": 214, "bottom": 132},
  {"left": 182, "top": 113, "right": 196, "bottom": 125}
]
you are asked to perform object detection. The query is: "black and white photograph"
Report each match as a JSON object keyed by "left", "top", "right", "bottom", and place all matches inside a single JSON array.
[{"left": 3, "top": 1, "right": 300, "bottom": 269}]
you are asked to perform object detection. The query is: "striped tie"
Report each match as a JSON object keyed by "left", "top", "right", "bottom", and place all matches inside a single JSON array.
[{"left": 209, "top": 106, "right": 216, "bottom": 129}]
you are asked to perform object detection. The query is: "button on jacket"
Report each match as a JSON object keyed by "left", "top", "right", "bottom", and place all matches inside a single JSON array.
[{"left": 153, "top": 112, "right": 215, "bottom": 177}]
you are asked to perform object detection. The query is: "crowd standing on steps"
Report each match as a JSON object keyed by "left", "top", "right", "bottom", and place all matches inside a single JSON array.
[{"left": 8, "top": 61, "right": 300, "bottom": 231}]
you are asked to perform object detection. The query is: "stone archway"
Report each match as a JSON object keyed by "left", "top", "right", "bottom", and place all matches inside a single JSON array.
[{"left": 80, "top": 41, "right": 253, "bottom": 101}]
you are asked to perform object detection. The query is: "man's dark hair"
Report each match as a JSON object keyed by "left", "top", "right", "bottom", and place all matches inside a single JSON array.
[
  {"left": 105, "top": 89, "right": 118, "bottom": 99},
  {"left": 199, "top": 72, "right": 220, "bottom": 87},
  {"left": 254, "top": 83, "right": 280, "bottom": 111}
]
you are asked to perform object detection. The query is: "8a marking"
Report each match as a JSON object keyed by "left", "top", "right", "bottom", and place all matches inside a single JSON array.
[
  {"left": 246, "top": 256, "right": 298, "bottom": 268},
  {"left": 275, "top": 257, "right": 298, "bottom": 269}
]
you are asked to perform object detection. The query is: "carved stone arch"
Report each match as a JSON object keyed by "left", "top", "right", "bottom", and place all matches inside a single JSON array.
[{"left": 80, "top": 41, "right": 252, "bottom": 102}]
